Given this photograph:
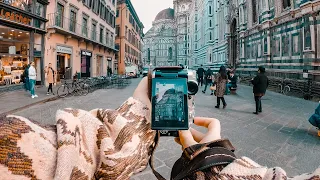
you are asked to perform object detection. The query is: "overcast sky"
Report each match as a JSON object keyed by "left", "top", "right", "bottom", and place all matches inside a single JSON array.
[{"left": 130, "top": 0, "right": 173, "bottom": 33}]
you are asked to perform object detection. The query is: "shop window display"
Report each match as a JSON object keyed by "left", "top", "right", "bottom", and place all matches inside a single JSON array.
[
  {"left": 0, "top": 25, "right": 30, "bottom": 86},
  {"left": 1, "top": 0, "right": 33, "bottom": 12}
]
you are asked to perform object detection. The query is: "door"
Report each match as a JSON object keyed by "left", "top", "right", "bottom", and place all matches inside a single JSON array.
[
  {"left": 81, "top": 55, "right": 91, "bottom": 77},
  {"left": 56, "top": 3, "right": 64, "bottom": 27},
  {"left": 57, "top": 55, "right": 65, "bottom": 81},
  {"left": 96, "top": 56, "right": 102, "bottom": 76},
  {"left": 69, "top": 10, "right": 76, "bottom": 32}
]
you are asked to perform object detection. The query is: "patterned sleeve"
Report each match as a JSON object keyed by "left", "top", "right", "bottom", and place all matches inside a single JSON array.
[
  {"left": 217, "top": 157, "right": 320, "bottom": 179},
  {"left": 183, "top": 157, "right": 320, "bottom": 179},
  {"left": 0, "top": 97, "right": 156, "bottom": 180}
]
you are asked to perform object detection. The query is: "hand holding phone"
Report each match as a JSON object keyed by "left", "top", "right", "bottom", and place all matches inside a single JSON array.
[{"left": 150, "top": 67, "right": 198, "bottom": 137}]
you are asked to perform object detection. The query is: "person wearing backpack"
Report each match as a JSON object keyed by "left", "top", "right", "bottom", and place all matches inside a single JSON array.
[{"left": 22, "top": 64, "right": 30, "bottom": 91}]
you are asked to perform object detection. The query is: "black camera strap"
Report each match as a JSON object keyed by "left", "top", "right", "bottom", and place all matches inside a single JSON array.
[{"left": 149, "top": 131, "right": 166, "bottom": 180}]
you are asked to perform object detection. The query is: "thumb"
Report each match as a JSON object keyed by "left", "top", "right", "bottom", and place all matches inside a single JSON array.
[{"left": 178, "top": 130, "right": 197, "bottom": 149}]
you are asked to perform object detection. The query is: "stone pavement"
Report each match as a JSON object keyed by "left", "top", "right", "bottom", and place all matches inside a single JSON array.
[
  {"left": 0, "top": 85, "right": 58, "bottom": 115},
  {"left": 6, "top": 78, "right": 320, "bottom": 179}
]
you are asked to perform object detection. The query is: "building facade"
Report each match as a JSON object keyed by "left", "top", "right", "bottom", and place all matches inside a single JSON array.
[
  {"left": 0, "top": 0, "right": 48, "bottom": 86},
  {"left": 115, "top": 0, "right": 144, "bottom": 75},
  {"left": 188, "top": 0, "right": 230, "bottom": 72},
  {"left": 235, "top": 0, "right": 320, "bottom": 81},
  {"left": 45, "top": 0, "right": 117, "bottom": 84},
  {"left": 143, "top": 0, "right": 192, "bottom": 67},
  {"left": 188, "top": 0, "right": 320, "bottom": 81}
]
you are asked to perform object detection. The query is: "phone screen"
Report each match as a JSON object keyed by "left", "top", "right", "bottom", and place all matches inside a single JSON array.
[{"left": 151, "top": 78, "right": 189, "bottom": 130}]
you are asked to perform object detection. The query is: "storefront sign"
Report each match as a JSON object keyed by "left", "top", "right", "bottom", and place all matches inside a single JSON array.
[
  {"left": 57, "top": 46, "right": 72, "bottom": 54},
  {"left": 82, "top": 51, "right": 92, "bottom": 57},
  {"left": 0, "top": 8, "right": 32, "bottom": 25}
]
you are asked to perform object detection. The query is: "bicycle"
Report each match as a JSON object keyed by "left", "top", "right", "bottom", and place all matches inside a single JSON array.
[
  {"left": 57, "top": 79, "right": 89, "bottom": 98},
  {"left": 277, "top": 79, "right": 291, "bottom": 95}
]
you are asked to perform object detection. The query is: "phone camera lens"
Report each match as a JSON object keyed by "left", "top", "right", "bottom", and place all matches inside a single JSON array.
[{"left": 188, "top": 81, "right": 198, "bottom": 95}]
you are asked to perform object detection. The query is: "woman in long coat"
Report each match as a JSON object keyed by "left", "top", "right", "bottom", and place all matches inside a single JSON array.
[
  {"left": 215, "top": 66, "right": 228, "bottom": 109},
  {"left": 44, "top": 63, "right": 55, "bottom": 95}
]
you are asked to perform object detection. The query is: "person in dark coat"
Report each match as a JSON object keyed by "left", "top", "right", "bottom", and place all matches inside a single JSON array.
[
  {"left": 23, "top": 64, "right": 30, "bottom": 91},
  {"left": 226, "top": 70, "right": 237, "bottom": 94},
  {"left": 197, "top": 64, "right": 205, "bottom": 86},
  {"left": 214, "top": 66, "right": 228, "bottom": 109},
  {"left": 251, "top": 66, "right": 269, "bottom": 114},
  {"left": 202, "top": 67, "right": 214, "bottom": 95}
]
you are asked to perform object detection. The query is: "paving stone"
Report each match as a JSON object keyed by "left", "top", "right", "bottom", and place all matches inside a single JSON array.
[
  {"left": 266, "top": 123, "right": 284, "bottom": 131},
  {"left": 134, "top": 172, "right": 157, "bottom": 180},
  {"left": 163, "top": 156, "right": 180, "bottom": 168},
  {"left": 154, "top": 166, "right": 171, "bottom": 180},
  {"left": 255, "top": 121, "right": 271, "bottom": 127}
]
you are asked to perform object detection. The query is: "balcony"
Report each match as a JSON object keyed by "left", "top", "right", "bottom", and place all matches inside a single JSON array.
[{"left": 47, "top": 13, "right": 116, "bottom": 51}]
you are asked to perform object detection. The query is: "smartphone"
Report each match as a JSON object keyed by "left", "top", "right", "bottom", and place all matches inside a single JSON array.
[{"left": 151, "top": 77, "right": 189, "bottom": 131}]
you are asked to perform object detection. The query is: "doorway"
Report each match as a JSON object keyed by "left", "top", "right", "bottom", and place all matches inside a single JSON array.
[
  {"left": 230, "top": 19, "right": 237, "bottom": 67},
  {"left": 96, "top": 55, "right": 102, "bottom": 77},
  {"left": 81, "top": 55, "right": 91, "bottom": 77},
  {"left": 57, "top": 54, "right": 65, "bottom": 81}
]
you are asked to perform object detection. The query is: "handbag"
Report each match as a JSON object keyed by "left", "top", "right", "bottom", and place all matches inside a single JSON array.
[{"left": 210, "top": 84, "right": 216, "bottom": 91}]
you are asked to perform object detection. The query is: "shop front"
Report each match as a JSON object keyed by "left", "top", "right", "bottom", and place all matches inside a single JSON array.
[
  {"left": 0, "top": 1, "right": 48, "bottom": 87},
  {"left": 81, "top": 50, "right": 92, "bottom": 78},
  {"left": 56, "top": 45, "right": 72, "bottom": 81}
]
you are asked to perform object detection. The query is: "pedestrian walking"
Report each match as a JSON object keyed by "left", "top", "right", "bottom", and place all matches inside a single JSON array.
[
  {"left": 202, "top": 67, "right": 214, "bottom": 95},
  {"left": 28, "top": 61, "right": 38, "bottom": 98},
  {"left": 214, "top": 66, "right": 228, "bottom": 109},
  {"left": 251, "top": 66, "right": 269, "bottom": 114},
  {"left": 22, "top": 64, "right": 30, "bottom": 91},
  {"left": 44, "top": 63, "right": 56, "bottom": 95},
  {"left": 196, "top": 64, "right": 205, "bottom": 86}
]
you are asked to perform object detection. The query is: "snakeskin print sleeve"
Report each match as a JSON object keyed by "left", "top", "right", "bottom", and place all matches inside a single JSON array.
[{"left": 0, "top": 97, "right": 156, "bottom": 180}]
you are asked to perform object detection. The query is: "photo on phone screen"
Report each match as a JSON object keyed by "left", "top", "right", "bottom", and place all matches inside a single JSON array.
[{"left": 151, "top": 78, "right": 189, "bottom": 130}]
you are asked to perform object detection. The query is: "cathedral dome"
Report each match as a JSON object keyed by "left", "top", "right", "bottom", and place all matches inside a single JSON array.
[{"left": 154, "top": 8, "right": 174, "bottom": 21}]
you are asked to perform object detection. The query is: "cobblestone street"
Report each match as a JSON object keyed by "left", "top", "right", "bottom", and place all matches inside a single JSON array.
[{"left": 10, "top": 78, "right": 320, "bottom": 180}]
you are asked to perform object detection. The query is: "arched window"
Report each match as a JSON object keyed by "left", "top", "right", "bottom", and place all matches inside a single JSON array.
[
  {"left": 209, "top": 54, "right": 212, "bottom": 62},
  {"left": 147, "top": 48, "right": 150, "bottom": 60},
  {"left": 210, "top": 32, "right": 212, "bottom": 40},
  {"left": 209, "top": 20, "right": 212, "bottom": 27},
  {"left": 252, "top": 0, "right": 257, "bottom": 23},
  {"left": 283, "top": 0, "right": 291, "bottom": 9},
  {"left": 209, "top": 6, "right": 212, "bottom": 14},
  {"left": 168, "top": 47, "right": 173, "bottom": 59},
  {"left": 182, "top": 5, "right": 185, "bottom": 11}
]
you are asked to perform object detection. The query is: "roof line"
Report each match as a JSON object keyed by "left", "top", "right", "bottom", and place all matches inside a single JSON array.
[{"left": 125, "top": 0, "right": 144, "bottom": 29}]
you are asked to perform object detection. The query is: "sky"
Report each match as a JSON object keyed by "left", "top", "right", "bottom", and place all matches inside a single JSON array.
[{"left": 130, "top": 0, "right": 173, "bottom": 33}]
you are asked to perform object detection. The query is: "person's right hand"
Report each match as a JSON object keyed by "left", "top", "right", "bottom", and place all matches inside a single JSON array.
[{"left": 175, "top": 117, "right": 221, "bottom": 150}]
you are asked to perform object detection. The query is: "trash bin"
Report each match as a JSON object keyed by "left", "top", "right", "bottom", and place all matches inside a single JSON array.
[{"left": 77, "top": 72, "right": 81, "bottom": 79}]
